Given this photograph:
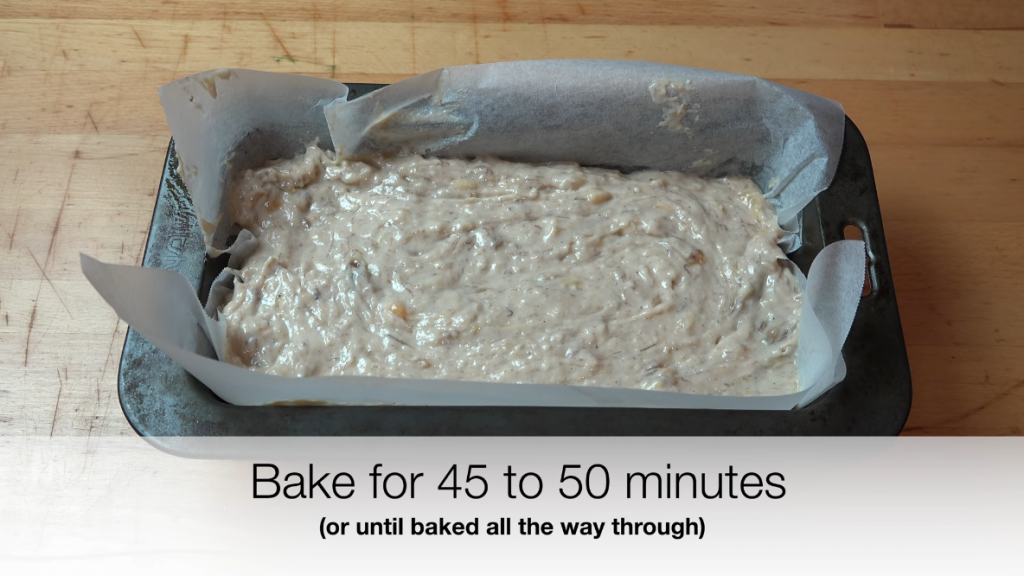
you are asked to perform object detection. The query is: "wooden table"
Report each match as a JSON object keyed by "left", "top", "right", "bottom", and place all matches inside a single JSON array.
[{"left": 1, "top": 1, "right": 1021, "bottom": 436}]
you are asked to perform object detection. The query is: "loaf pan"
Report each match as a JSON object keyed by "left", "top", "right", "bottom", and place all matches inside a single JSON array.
[{"left": 118, "top": 83, "right": 912, "bottom": 436}]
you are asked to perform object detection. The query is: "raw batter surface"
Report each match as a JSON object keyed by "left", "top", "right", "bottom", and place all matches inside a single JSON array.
[{"left": 221, "top": 145, "right": 802, "bottom": 396}]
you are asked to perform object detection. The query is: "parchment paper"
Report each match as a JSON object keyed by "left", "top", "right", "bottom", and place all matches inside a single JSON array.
[
  {"left": 82, "top": 63, "right": 865, "bottom": 410},
  {"left": 324, "top": 61, "right": 845, "bottom": 244}
]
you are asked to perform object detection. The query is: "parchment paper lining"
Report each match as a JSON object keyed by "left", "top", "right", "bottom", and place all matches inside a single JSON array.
[{"left": 82, "top": 63, "right": 865, "bottom": 410}]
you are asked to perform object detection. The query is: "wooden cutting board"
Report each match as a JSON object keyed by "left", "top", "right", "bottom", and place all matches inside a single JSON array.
[{"left": 1, "top": 0, "right": 1022, "bottom": 435}]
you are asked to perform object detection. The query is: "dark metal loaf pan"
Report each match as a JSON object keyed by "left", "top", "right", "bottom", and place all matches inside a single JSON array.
[{"left": 118, "top": 83, "right": 912, "bottom": 436}]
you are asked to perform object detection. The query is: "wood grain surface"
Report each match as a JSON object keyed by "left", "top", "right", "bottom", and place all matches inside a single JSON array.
[{"left": 1, "top": 1, "right": 1021, "bottom": 436}]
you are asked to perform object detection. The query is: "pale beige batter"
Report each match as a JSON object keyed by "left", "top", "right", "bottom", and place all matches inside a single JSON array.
[{"left": 220, "top": 144, "right": 802, "bottom": 396}]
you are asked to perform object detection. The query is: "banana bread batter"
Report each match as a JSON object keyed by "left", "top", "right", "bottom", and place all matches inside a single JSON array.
[{"left": 220, "top": 145, "right": 802, "bottom": 396}]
